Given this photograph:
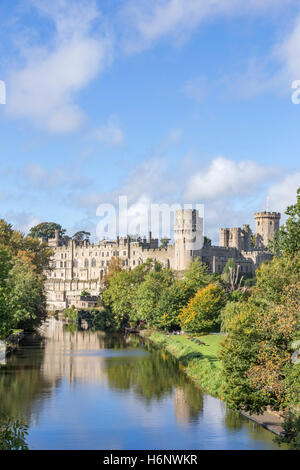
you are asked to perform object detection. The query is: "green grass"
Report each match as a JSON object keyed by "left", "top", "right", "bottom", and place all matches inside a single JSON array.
[{"left": 146, "top": 331, "right": 225, "bottom": 398}]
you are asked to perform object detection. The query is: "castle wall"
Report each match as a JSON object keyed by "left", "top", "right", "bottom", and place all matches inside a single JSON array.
[{"left": 45, "top": 210, "right": 280, "bottom": 310}]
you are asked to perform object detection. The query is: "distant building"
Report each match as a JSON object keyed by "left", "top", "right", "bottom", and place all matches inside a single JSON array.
[{"left": 45, "top": 209, "right": 280, "bottom": 311}]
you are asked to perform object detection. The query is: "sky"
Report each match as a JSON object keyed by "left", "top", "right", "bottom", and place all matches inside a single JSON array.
[{"left": 0, "top": 0, "right": 300, "bottom": 243}]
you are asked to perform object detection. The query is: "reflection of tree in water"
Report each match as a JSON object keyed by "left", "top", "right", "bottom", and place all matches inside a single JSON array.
[
  {"left": 0, "top": 334, "right": 54, "bottom": 424},
  {"left": 224, "top": 408, "right": 280, "bottom": 448},
  {"left": 105, "top": 345, "right": 204, "bottom": 423}
]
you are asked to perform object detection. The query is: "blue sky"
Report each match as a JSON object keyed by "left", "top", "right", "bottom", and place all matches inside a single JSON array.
[{"left": 0, "top": 0, "right": 300, "bottom": 242}]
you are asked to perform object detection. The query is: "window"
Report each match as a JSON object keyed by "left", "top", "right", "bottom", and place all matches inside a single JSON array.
[
  {"left": 73, "top": 260, "right": 78, "bottom": 268},
  {"left": 84, "top": 259, "right": 89, "bottom": 268},
  {"left": 60, "top": 261, "right": 63, "bottom": 267},
  {"left": 91, "top": 258, "right": 96, "bottom": 267}
]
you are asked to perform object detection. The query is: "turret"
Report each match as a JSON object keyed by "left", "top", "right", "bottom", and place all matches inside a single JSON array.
[
  {"left": 174, "top": 209, "right": 203, "bottom": 270},
  {"left": 254, "top": 211, "right": 281, "bottom": 249}
]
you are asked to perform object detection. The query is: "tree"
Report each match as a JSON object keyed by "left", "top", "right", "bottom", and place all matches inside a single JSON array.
[
  {"left": 72, "top": 231, "right": 91, "bottom": 243},
  {"left": 160, "top": 238, "right": 170, "bottom": 249},
  {"left": 183, "top": 258, "right": 213, "bottom": 295},
  {"left": 28, "top": 222, "right": 65, "bottom": 241},
  {"left": 221, "top": 258, "right": 244, "bottom": 292},
  {"left": 0, "top": 413, "right": 28, "bottom": 450},
  {"left": 269, "top": 187, "right": 300, "bottom": 256},
  {"left": 102, "top": 271, "right": 136, "bottom": 329},
  {"left": 203, "top": 236, "right": 212, "bottom": 247},
  {"left": 220, "top": 257, "right": 300, "bottom": 414},
  {"left": 103, "top": 257, "right": 123, "bottom": 287},
  {"left": 6, "top": 258, "right": 47, "bottom": 331},
  {"left": 179, "top": 283, "right": 226, "bottom": 333},
  {"left": 132, "top": 268, "right": 174, "bottom": 326},
  {"left": 156, "top": 280, "right": 191, "bottom": 330},
  {"left": 0, "top": 249, "right": 13, "bottom": 339}
]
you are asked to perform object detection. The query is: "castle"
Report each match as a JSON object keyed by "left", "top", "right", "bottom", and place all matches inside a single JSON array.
[{"left": 45, "top": 209, "right": 280, "bottom": 311}]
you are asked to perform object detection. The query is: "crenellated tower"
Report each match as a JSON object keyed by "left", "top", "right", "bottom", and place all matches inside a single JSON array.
[{"left": 254, "top": 211, "right": 281, "bottom": 250}]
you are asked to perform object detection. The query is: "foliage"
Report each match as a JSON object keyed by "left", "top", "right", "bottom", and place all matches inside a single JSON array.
[
  {"left": 132, "top": 268, "right": 174, "bottom": 326},
  {"left": 182, "top": 258, "right": 213, "bottom": 296},
  {"left": 0, "top": 219, "right": 52, "bottom": 274},
  {"left": 220, "top": 301, "right": 241, "bottom": 333},
  {"left": 28, "top": 222, "right": 65, "bottom": 241},
  {"left": 203, "top": 236, "right": 212, "bottom": 247},
  {"left": 80, "top": 290, "right": 91, "bottom": 297},
  {"left": 269, "top": 187, "right": 300, "bottom": 256},
  {"left": 103, "top": 257, "right": 123, "bottom": 287},
  {"left": 72, "top": 231, "right": 91, "bottom": 243},
  {"left": 220, "top": 272, "right": 300, "bottom": 414},
  {"left": 179, "top": 283, "right": 226, "bottom": 333},
  {"left": 160, "top": 237, "right": 170, "bottom": 249},
  {"left": 63, "top": 306, "right": 78, "bottom": 322},
  {"left": 0, "top": 249, "right": 13, "bottom": 338},
  {"left": 92, "top": 308, "right": 118, "bottom": 331},
  {"left": 6, "top": 258, "right": 47, "bottom": 331},
  {"left": 0, "top": 413, "right": 28, "bottom": 450},
  {"left": 156, "top": 280, "right": 191, "bottom": 330},
  {"left": 276, "top": 412, "right": 300, "bottom": 450}
]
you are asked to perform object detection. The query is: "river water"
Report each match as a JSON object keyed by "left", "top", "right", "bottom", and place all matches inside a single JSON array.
[{"left": 0, "top": 319, "right": 280, "bottom": 450}]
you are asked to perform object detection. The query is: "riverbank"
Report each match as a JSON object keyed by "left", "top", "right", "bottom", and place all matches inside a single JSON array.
[
  {"left": 0, "top": 330, "right": 24, "bottom": 363},
  {"left": 140, "top": 329, "right": 284, "bottom": 437}
]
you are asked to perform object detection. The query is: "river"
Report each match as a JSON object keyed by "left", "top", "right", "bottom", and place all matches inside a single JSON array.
[{"left": 0, "top": 318, "right": 281, "bottom": 450}]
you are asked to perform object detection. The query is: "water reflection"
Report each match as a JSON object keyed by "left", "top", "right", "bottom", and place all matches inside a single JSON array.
[{"left": 0, "top": 319, "right": 280, "bottom": 449}]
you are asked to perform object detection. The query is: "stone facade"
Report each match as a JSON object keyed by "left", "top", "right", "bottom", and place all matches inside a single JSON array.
[{"left": 45, "top": 209, "right": 280, "bottom": 310}]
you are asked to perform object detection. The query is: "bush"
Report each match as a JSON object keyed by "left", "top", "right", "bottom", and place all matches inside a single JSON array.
[
  {"left": 179, "top": 283, "right": 226, "bottom": 333},
  {"left": 0, "top": 413, "right": 28, "bottom": 450},
  {"left": 63, "top": 306, "right": 78, "bottom": 322},
  {"left": 93, "top": 308, "right": 118, "bottom": 331}
]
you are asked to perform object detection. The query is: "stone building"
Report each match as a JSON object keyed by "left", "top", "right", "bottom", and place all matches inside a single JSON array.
[{"left": 45, "top": 209, "right": 280, "bottom": 311}]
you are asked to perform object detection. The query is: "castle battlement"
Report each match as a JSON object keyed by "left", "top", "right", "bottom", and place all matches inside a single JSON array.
[{"left": 45, "top": 208, "right": 280, "bottom": 311}]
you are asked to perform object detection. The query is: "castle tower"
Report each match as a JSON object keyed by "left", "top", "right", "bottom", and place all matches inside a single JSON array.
[
  {"left": 254, "top": 211, "right": 281, "bottom": 249},
  {"left": 174, "top": 209, "right": 203, "bottom": 271}
]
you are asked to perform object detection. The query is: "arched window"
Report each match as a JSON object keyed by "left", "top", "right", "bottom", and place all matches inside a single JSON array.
[
  {"left": 91, "top": 258, "right": 96, "bottom": 267},
  {"left": 84, "top": 259, "right": 89, "bottom": 268}
]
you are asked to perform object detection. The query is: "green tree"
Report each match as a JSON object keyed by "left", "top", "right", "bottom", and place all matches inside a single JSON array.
[
  {"left": 6, "top": 258, "right": 47, "bottom": 331},
  {"left": 0, "top": 249, "right": 13, "bottom": 339},
  {"left": 0, "top": 413, "right": 28, "bottom": 450},
  {"left": 269, "top": 187, "right": 300, "bottom": 256},
  {"left": 132, "top": 269, "right": 174, "bottom": 326},
  {"left": 160, "top": 238, "right": 170, "bottom": 249},
  {"left": 156, "top": 280, "right": 191, "bottom": 330},
  {"left": 28, "top": 222, "right": 65, "bottom": 241},
  {"left": 72, "top": 231, "right": 91, "bottom": 243},
  {"left": 183, "top": 258, "right": 213, "bottom": 295}
]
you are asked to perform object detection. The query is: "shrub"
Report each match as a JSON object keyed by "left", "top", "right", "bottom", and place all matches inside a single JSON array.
[{"left": 179, "top": 283, "right": 226, "bottom": 333}]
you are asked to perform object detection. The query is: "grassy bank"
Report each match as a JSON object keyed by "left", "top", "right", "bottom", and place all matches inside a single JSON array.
[{"left": 143, "top": 331, "right": 225, "bottom": 398}]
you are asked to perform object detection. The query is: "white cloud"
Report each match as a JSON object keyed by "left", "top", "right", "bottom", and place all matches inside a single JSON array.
[
  {"left": 183, "top": 156, "right": 279, "bottom": 201},
  {"left": 91, "top": 115, "right": 125, "bottom": 146},
  {"left": 6, "top": 0, "right": 113, "bottom": 132},
  {"left": 267, "top": 171, "right": 300, "bottom": 219},
  {"left": 4, "top": 210, "right": 43, "bottom": 234},
  {"left": 120, "top": 0, "right": 294, "bottom": 53},
  {"left": 21, "top": 162, "right": 92, "bottom": 190}
]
